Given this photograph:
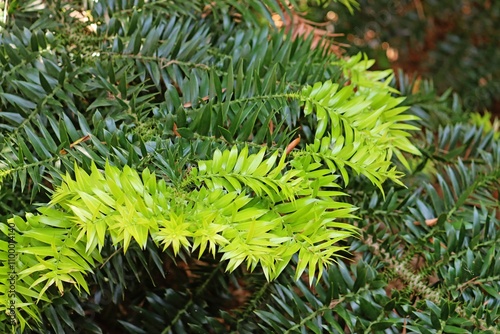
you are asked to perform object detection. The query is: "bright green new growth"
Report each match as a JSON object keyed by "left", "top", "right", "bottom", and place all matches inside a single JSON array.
[
  {"left": 4, "top": 145, "right": 358, "bottom": 328},
  {"left": 73, "top": 144, "right": 356, "bottom": 274},
  {"left": 1, "top": 52, "right": 421, "bottom": 327},
  {"left": 300, "top": 54, "right": 420, "bottom": 191}
]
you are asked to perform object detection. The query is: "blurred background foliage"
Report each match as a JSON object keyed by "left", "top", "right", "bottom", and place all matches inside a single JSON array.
[{"left": 301, "top": 0, "right": 500, "bottom": 115}]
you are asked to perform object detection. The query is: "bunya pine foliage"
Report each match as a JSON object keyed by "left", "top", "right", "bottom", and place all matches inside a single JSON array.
[{"left": 0, "top": 1, "right": 499, "bottom": 333}]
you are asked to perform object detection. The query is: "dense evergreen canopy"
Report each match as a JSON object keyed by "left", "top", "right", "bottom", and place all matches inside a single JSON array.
[{"left": 0, "top": 1, "right": 498, "bottom": 333}]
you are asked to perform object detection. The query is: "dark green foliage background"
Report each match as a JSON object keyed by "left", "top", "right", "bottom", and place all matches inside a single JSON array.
[{"left": 0, "top": 0, "right": 499, "bottom": 333}]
